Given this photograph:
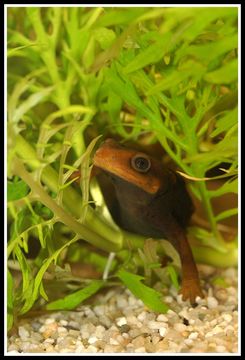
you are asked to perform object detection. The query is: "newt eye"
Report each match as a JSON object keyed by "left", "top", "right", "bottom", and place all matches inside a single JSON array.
[{"left": 131, "top": 154, "right": 151, "bottom": 173}]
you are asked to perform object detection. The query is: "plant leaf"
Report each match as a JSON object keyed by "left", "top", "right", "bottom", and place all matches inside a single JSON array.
[
  {"left": 117, "top": 268, "right": 169, "bottom": 313},
  {"left": 7, "top": 270, "right": 14, "bottom": 331},
  {"left": 46, "top": 280, "right": 104, "bottom": 310},
  {"left": 7, "top": 179, "right": 30, "bottom": 201}
]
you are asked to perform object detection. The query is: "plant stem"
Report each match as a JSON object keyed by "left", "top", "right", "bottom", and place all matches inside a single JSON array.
[{"left": 12, "top": 157, "right": 122, "bottom": 253}]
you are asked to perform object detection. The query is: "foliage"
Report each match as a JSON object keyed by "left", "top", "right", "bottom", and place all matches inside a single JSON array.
[{"left": 7, "top": 6, "right": 238, "bottom": 329}]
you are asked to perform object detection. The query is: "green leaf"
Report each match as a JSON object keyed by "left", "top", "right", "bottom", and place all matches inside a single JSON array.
[
  {"left": 12, "top": 86, "right": 54, "bottom": 124},
  {"left": 215, "top": 208, "right": 238, "bottom": 222},
  {"left": 93, "top": 27, "right": 116, "bottom": 50},
  {"left": 7, "top": 179, "right": 30, "bottom": 201},
  {"left": 13, "top": 245, "right": 32, "bottom": 295},
  {"left": 7, "top": 270, "right": 14, "bottom": 331},
  {"left": 204, "top": 59, "right": 238, "bottom": 84},
  {"left": 117, "top": 268, "right": 169, "bottom": 313},
  {"left": 124, "top": 33, "right": 171, "bottom": 74},
  {"left": 20, "top": 236, "right": 79, "bottom": 314},
  {"left": 209, "top": 177, "right": 238, "bottom": 198},
  {"left": 211, "top": 107, "right": 238, "bottom": 138},
  {"left": 46, "top": 280, "right": 104, "bottom": 310},
  {"left": 167, "top": 265, "right": 180, "bottom": 290}
]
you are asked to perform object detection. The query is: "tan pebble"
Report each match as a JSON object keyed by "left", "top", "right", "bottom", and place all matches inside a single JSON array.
[
  {"left": 131, "top": 336, "right": 145, "bottom": 348},
  {"left": 184, "top": 339, "right": 193, "bottom": 346},
  {"left": 174, "top": 323, "right": 187, "bottom": 332},
  {"left": 215, "top": 289, "right": 228, "bottom": 301},
  {"left": 42, "top": 323, "right": 58, "bottom": 338},
  {"left": 216, "top": 345, "right": 227, "bottom": 352},
  {"left": 134, "top": 346, "right": 146, "bottom": 353},
  {"left": 222, "top": 313, "right": 233, "bottom": 322}
]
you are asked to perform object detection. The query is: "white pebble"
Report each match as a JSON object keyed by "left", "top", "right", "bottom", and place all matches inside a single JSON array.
[
  {"left": 207, "top": 296, "right": 218, "bottom": 309},
  {"left": 117, "top": 298, "right": 128, "bottom": 308},
  {"left": 116, "top": 317, "right": 127, "bottom": 326},
  {"left": 45, "top": 318, "right": 55, "bottom": 325},
  {"left": 43, "top": 338, "right": 55, "bottom": 344},
  {"left": 18, "top": 326, "right": 29, "bottom": 339},
  {"left": 39, "top": 325, "right": 46, "bottom": 333},
  {"left": 7, "top": 350, "right": 20, "bottom": 354},
  {"left": 188, "top": 332, "right": 198, "bottom": 340},
  {"left": 165, "top": 296, "right": 174, "bottom": 303},
  {"left": 137, "top": 311, "right": 147, "bottom": 322},
  {"left": 159, "top": 327, "right": 168, "bottom": 337},
  {"left": 109, "top": 338, "right": 119, "bottom": 345},
  {"left": 60, "top": 320, "right": 68, "bottom": 326},
  {"left": 148, "top": 321, "right": 164, "bottom": 330},
  {"left": 57, "top": 326, "right": 68, "bottom": 333},
  {"left": 88, "top": 336, "right": 98, "bottom": 345},
  {"left": 156, "top": 314, "right": 168, "bottom": 322},
  {"left": 86, "top": 345, "right": 98, "bottom": 353},
  {"left": 213, "top": 326, "right": 223, "bottom": 335}
]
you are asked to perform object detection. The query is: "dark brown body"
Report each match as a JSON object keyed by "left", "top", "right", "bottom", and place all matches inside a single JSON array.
[{"left": 92, "top": 139, "right": 204, "bottom": 303}]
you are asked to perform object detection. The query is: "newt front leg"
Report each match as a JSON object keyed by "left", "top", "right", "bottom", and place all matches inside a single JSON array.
[{"left": 150, "top": 213, "right": 204, "bottom": 304}]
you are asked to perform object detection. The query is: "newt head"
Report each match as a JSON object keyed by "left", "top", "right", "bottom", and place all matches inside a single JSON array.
[{"left": 93, "top": 138, "right": 174, "bottom": 195}]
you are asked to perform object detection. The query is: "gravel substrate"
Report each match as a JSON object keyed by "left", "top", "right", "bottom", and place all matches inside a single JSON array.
[{"left": 7, "top": 265, "right": 239, "bottom": 354}]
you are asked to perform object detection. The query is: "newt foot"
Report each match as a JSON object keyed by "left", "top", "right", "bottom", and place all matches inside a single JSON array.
[{"left": 179, "top": 279, "right": 204, "bottom": 304}]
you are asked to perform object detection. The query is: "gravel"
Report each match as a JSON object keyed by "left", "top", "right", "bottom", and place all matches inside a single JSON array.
[{"left": 7, "top": 265, "right": 239, "bottom": 354}]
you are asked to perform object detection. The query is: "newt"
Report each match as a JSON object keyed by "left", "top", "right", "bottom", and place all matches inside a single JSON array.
[{"left": 74, "top": 138, "right": 204, "bottom": 303}]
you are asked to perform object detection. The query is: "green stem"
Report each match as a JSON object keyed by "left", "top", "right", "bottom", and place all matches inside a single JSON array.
[
  {"left": 12, "top": 157, "right": 122, "bottom": 253},
  {"left": 191, "top": 243, "right": 237, "bottom": 268}
]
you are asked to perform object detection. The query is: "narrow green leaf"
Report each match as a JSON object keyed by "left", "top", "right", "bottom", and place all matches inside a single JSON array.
[
  {"left": 7, "top": 270, "right": 14, "bottom": 331},
  {"left": 211, "top": 107, "right": 238, "bottom": 138},
  {"left": 37, "top": 224, "right": 45, "bottom": 248},
  {"left": 167, "top": 265, "right": 180, "bottom": 290},
  {"left": 215, "top": 208, "right": 238, "bottom": 222},
  {"left": 117, "top": 268, "right": 169, "bottom": 313},
  {"left": 20, "top": 236, "right": 79, "bottom": 314},
  {"left": 46, "top": 280, "right": 104, "bottom": 310},
  {"left": 13, "top": 245, "right": 32, "bottom": 295},
  {"left": 7, "top": 179, "right": 30, "bottom": 201},
  {"left": 124, "top": 33, "right": 171, "bottom": 74}
]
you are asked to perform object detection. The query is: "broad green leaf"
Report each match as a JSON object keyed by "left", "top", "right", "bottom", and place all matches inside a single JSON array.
[
  {"left": 7, "top": 270, "right": 14, "bottom": 331},
  {"left": 7, "top": 179, "right": 30, "bottom": 201},
  {"left": 117, "top": 268, "right": 169, "bottom": 313},
  {"left": 204, "top": 59, "right": 238, "bottom": 84},
  {"left": 46, "top": 280, "right": 104, "bottom": 310}
]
